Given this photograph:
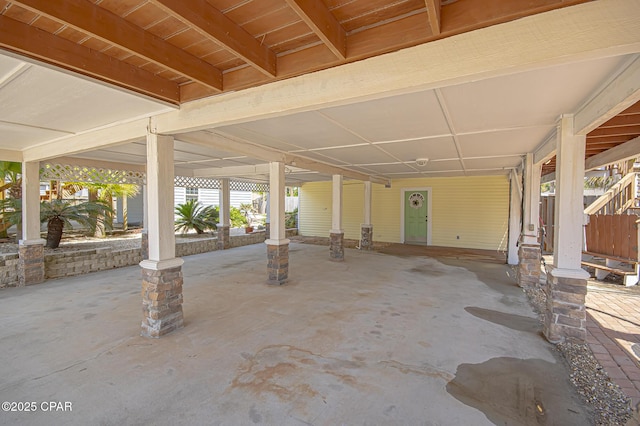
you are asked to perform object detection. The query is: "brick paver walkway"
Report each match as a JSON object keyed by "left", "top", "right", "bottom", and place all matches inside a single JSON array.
[{"left": 586, "top": 282, "right": 640, "bottom": 408}]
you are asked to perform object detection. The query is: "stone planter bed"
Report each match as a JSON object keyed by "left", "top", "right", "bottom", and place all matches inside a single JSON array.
[{"left": 0, "top": 228, "right": 297, "bottom": 288}]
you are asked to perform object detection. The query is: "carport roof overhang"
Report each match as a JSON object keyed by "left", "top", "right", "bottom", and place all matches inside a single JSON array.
[{"left": 1, "top": 0, "right": 640, "bottom": 185}]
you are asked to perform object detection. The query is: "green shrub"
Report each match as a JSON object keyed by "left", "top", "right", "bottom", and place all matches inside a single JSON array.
[
  {"left": 175, "top": 200, "right": 218, "bottom": 234},
  {"left": 285, "top": 208, "right": 298, "bottom": 229}
]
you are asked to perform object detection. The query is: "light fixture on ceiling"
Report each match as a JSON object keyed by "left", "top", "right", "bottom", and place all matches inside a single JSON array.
[{"left": 415, "top": 158, "right": 429, "bottom": 167}]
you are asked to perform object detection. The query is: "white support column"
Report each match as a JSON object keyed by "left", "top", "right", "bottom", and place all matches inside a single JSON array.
[
  {"left": 142, "top": 134, "right": 178, "bottom": 266},
  {"left": 265, "top": 162, "right": 289, "bottom": 284},
  {"left": 140, "top": 132, "right": 184, "bottom": 338},
  {"left": 217, "top": 178, "right": 230, "bottom": 249},
  {"left": 507, "top": 170, "right": 522, "bottom": 265},
  {"left": 544, "top": 114, "right": 589, "bottom": 344},
  {"left": 331, "top": 174, "right": 343, "bottom": 233},
  {"left": 360, "top": 181, "right": 373, "bottom": 250},
  {"left": 267, "top": 163, "right": 286, "bottom": 242},
  {"left": 521, "top": 153, "right": 541, "bottom": 245},
  {"left": 141, "top": 184, "right": 148, "bottom": 260},
  {"left": 553, "top": 115, "right": 589, "bottom": 274},
  {"left": 265, "top": 193, "right": 270, "bottom": 238},
  {"left": 363, "top": 181, "right": 372, "bottom": 226},
  {"left": 330, "top": 174, "right": 344, "bottom": 261},
  {"left": 219, "top": 178, "right": 230, "bottom": 227},
  {"left": 18, "top": 161, "right": 45, "bottom": 286},
  {"left": 517, "top": 153, "right": 543, "bottom": 288},
  {"left": 21, "top": 161, "right": 43, "bottom": 243}
]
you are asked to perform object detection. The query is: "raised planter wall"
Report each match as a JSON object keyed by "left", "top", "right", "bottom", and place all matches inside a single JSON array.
[
  {"left": 1, "top": 228, "right": 299, "bottom": 287},
  {"left": 0, "top": 253, "right": 19, "bottom": 288},
  {"left": 45, "top": 248, "right": 143, "bottom": 279},
  {"left": 176, "top": 237, "right": 218, "bottom": 257}
]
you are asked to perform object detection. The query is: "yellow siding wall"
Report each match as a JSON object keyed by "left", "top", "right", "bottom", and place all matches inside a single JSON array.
[{"left": 299, "top": 176, "right": 509, "bottom": 251}]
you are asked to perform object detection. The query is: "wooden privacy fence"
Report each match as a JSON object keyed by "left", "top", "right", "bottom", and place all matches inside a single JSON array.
[
  {"left": 584, "top": 214, "right": 639, "bottom": 261},
  {"left": 540, "top": 196, "right": 554, "bottom": 252}
]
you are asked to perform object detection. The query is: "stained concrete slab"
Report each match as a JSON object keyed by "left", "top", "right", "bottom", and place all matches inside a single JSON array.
[{"left": 0, "top": 242, "right": 590, "bottom": 425}]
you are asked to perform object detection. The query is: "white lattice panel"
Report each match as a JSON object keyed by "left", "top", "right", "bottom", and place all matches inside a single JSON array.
[
  {"left": 174, "top": 176, "right": 221, "bottom": 189},
  {"left": 41, "top": 163, "right": 145, "bottom": 185},
  {"left": 230, "top": 180, "right": 269, "bottom": 192}
]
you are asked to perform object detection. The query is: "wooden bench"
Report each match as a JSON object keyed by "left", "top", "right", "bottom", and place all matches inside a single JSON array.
[{"left": 581, "top": 251, "right": 639, "bottom": 286}]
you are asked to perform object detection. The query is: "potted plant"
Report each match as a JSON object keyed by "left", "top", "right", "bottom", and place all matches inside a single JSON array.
[{"left": 239, "top": 203, "right": 255, "bottom": 233}]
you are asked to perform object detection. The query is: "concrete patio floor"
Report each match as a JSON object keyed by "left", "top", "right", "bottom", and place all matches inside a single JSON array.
[{"left": 0, "top": 242, "right": 590, "bottom": 425}]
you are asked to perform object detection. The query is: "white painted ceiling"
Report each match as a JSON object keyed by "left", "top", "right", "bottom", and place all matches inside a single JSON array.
[
  {"left": 0, "top": 49, "right": 634, "bottom": 185},
  {"left": 0, "top": 53, "right": 174, "bottom": 149}
]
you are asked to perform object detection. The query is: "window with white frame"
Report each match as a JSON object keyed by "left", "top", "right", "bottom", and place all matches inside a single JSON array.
[{"left": 185, "top": 187, "right": 198, "bottom": 202}]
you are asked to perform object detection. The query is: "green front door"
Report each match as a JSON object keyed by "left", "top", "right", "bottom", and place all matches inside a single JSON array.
[{"left": 404, "top": 191, "right": 428, "bottom": 244}]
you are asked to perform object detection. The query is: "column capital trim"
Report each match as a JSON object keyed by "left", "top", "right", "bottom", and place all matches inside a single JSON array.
[
  {"left": 549, "top": 267, "right": 590, "bottom": 280},
  {"left": 19, "top": 239, "right": 46, "bottom": 246},
  {"left": 140, "top": 258, "right": 184, "bottom": 271},
  {"left": 265, "top": 238, "right": 290, "bottom": 246}
]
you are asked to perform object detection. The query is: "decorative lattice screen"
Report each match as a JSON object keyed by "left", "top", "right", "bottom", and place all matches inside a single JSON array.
[
  {"left": 41, "top": 163, "right": 146, "bottom": 185},
  {"left": 42, "top": 163, "right": 269, "bottom": 192},
  {"left": 174, "top": 176, "right": 221, "bottom": 189},
  {"left": 230, "top": 180, "right": 269, "bottom": 192}
]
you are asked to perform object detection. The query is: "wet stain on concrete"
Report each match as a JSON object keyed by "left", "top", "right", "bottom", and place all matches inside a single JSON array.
[
  {"left": 248, "top": 405, "right": 262, "bottom": 424},
  {"left": 446, "top": 357, "right": 590, "bottom": 425},
  {"left": 83, "top": 313, "right": 96, "bottom": 320},
  {"left": 465, "top": 307, "right": 541, "bottom": 334},
  {"left": 379, "top": 360, "right": 453, "bottom": 381},
  {"left": 439, "top": 259, "right": 520, "bottom": 296},
  {"left": 409, "top": 265, "right": 446, "bottom": 276}
]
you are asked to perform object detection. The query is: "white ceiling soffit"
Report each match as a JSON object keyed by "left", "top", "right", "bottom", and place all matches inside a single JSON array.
[
  {"left": 70, "top": 53, "right": 633, "bottom": 182},
  {"left": 0, "top": 52, "right": 174, "bottom": 152},
  {"left": 213, "top": 54, "right": 632, "bottom": 178}
]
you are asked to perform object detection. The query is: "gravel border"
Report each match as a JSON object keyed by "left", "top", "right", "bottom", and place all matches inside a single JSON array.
[{"left": 523, "top": 274, "right": 634, "bottom": 426}]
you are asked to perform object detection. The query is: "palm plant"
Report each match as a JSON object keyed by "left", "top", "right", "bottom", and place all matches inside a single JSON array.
[
  {"left": 0, "top": 161, "right": 22, "bottom": 239},
  {"left": 175, "top": 199, "right": 218, "bottom": 234},
  {"left": 40, "top": 199, "right": 113, "bottom": 248},
  {"left": 71, "top": 182, "right": 140, "bottom": 237}
]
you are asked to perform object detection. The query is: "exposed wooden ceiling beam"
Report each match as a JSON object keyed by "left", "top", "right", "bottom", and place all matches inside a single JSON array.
[
  {"left": 598, "top": 113, "right": 640, "bottom": 128},
  {"left": 151, "top": 0, "right": 276, "bottom": 77},
  {"left": 0, "top": 16, "right": 180, "bottom": 104},
  {"left": 425, "top": 0, "right": 441, "bottom": 35},
  {"left": 284, "top": 0, "right": 346, "bottom": 60},
  {"left": 585, "top": 136, "right": 640, "bottom": 171},
  {"left": 587, "top": 135, "right": 637, "bottom": 144},
  {"left": 589, "top": 125, "right": 640, "bottom": 137},
  {"left": 620, "top": 102, "right": 640, "bottom": 115},
  {"left": 12, "top": 0, "right": 222, "bottom": 92},
  {"left": 181, "top": 0, "right": 597, "bottom": 103}
]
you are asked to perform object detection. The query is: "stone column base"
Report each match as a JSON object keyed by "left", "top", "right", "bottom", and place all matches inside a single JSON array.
[
  {"left": 141, "top": 230, "right": 149, "bottom": 260},
  {"left": 330, "top": 231, "right": 344, "bottom": 261},
  {"left": 543, "top": 268, "right": 588, "bottom": 343},
  {"left": 18, "top": 240, "right": 45, "bottom": 286},
  {"left": 140, "top": 259, "right": 184, "bottom": 338},
  {"left": 266, "top": 240, "right": 289, "bottom": 285},
  {"left": 360, "top": 225, "right": 373, "bottom": 250},
  {"left": 517, "top": 243, "right": 541, "bottom": 289},
  {"left": 217, "top": 225, "right": 230, "bottom": 250}
]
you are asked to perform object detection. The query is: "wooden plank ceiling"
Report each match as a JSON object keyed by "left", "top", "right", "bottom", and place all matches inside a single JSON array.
[
  {"left": 0, "top": 0, "right": 592, "bottom": 106},
  {"left": 541, "top": 101, "right": 640, "bottom": 175}
]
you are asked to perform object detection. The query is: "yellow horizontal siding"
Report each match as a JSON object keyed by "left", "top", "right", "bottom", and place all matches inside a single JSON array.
[
  {"left": 298, "top": 182, "right": 332, "bottom": 237},
  {"left": 300, "top": 175, "right": 509, "bottom": 251}
]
